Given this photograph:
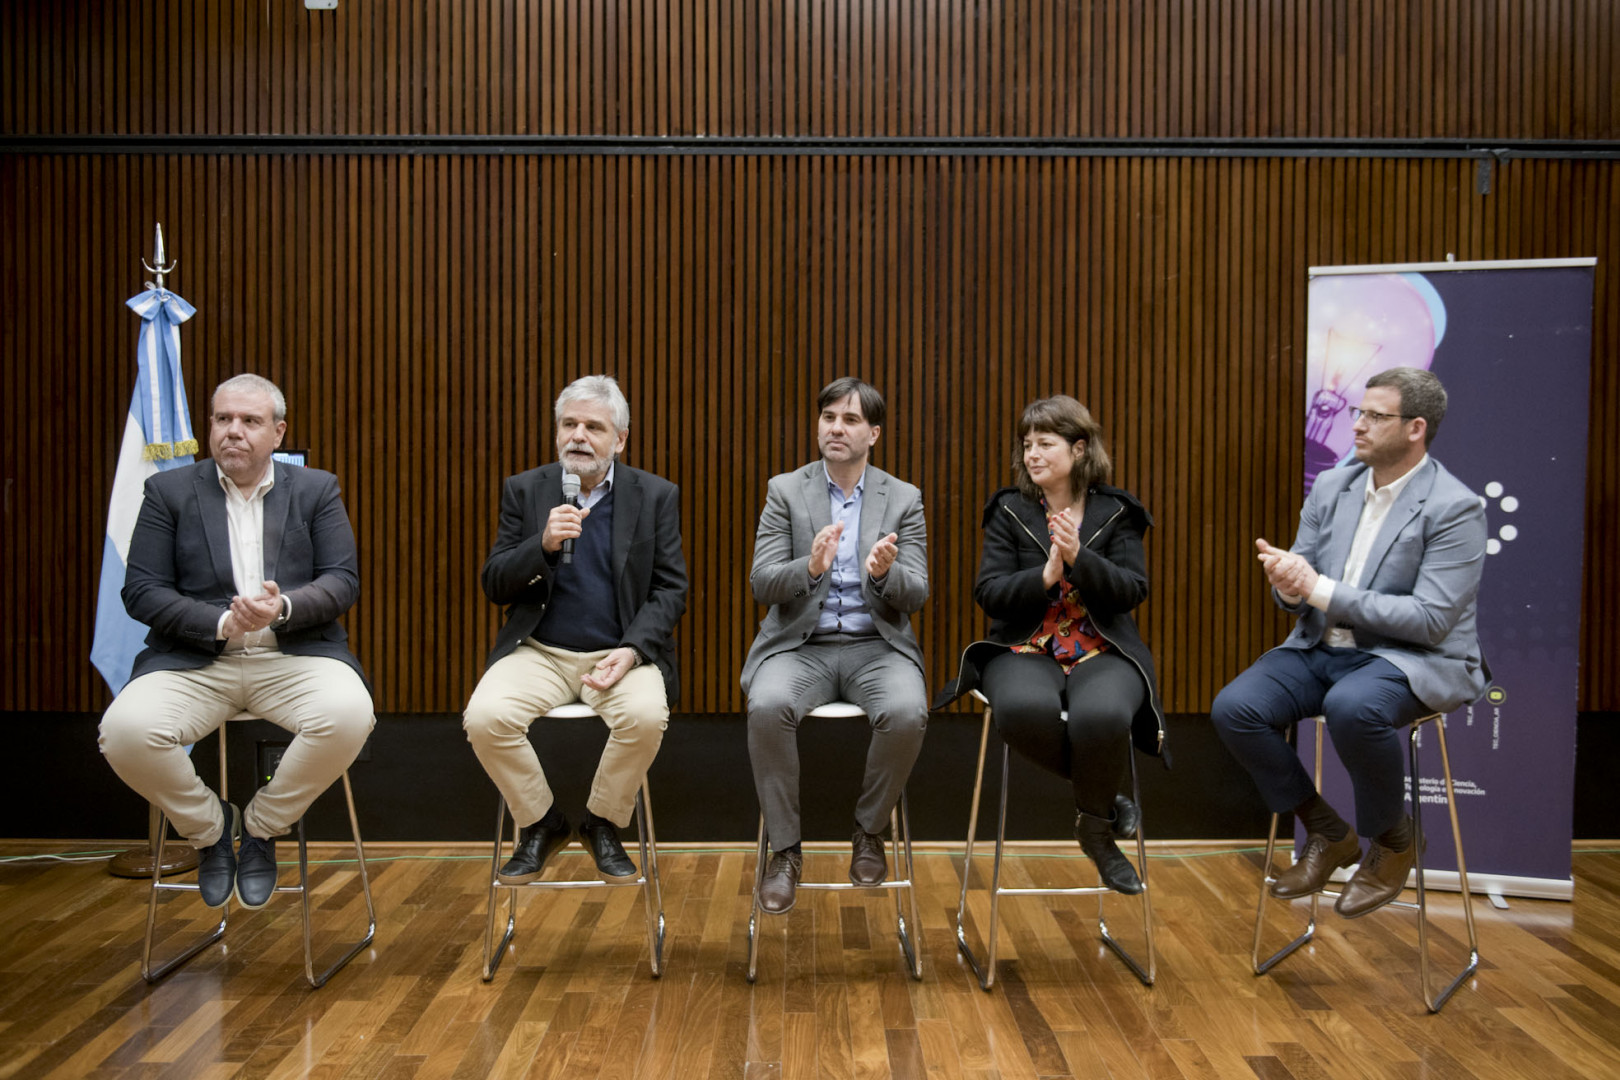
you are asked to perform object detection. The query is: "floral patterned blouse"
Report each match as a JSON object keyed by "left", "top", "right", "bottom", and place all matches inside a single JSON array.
[{"left": 1009, "top": 503, "right": 1110, "bottom": 672}]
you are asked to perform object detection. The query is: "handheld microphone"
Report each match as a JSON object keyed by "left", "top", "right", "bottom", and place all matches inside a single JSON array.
[{"left": 561, "top": 472, "right": 582, "bottom": 565}]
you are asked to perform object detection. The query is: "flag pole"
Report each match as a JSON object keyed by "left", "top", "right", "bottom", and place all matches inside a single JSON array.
[{"left": 107, "top": 223, "right": 201, "bottom": 880}]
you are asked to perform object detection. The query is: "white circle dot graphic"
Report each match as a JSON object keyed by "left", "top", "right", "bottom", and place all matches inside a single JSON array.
[
  {"left": 1500, "top": 496, "right": 1519, "bottom": 512},
  {"left": 1485, "top": 482, "right": 1504, "bottom": 498},
  {"left": 1500, "top": 525, "right": 1518, "bottom": 541},
  {"left": 1487, "top": 539, "right": 1502, "bottom": 555}
]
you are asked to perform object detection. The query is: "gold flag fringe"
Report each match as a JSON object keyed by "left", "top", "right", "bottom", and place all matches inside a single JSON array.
[{"left": 141, "top": 438, "right": 199, "bottom": 462}]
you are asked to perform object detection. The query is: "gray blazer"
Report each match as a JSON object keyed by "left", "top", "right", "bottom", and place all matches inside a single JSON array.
[
  {"left": 740, "top": 462, "right": 929, "bottom": 693},
  {"left": 1276, "top": 457, "right": 1489, "bottom": 713},
  {"left": 122, "top": 459, "right": 366, "bottom": 682}
]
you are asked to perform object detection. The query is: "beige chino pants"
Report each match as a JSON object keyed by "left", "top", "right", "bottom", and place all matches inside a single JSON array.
[
  {"left": 463, "top": 641, "right": 668, "bottom": 829},
  {"left": 99, "top": 652, "right": 375, "bottom": 847}
]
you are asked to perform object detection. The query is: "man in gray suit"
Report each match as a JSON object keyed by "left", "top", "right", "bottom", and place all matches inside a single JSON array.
[
  {"left": 100, "top": 374, "right": 375, "bottom": 912},
  {"left": 742, "top": 377, "right": 930, "bottom": 914},
  {"left": 1212, "top": 366, "right": 1489, "bottom": 918}
]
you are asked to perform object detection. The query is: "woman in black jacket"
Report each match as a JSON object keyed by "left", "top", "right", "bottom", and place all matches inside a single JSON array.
[{"left": 943, "top": 395, "right": 1166, "bottom": 893}]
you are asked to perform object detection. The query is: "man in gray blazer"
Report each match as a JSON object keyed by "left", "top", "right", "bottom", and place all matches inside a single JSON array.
[
  {"left": 742, "top": 377, "right": 930, "bottom": 914},
  {"left": 1212, "top": 366, "right": 1489, "bottom": 919},
  {"left": 100, "top": 374, "right": 375, "bottom": 912},
  {"left": 464, "top": 375, "right": 688, "bottom": 886}
]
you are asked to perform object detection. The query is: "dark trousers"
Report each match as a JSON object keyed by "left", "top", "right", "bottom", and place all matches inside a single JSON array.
[
  {"left": 979, "top": 649, "right": 1143, "bottom": 819},
  {"left": 1209, "top": 645, "right": 1429, "bottom": 838}
]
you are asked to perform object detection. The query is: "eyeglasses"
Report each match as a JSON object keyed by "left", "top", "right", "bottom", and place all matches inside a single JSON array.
[{"left": 1349, "top": 407, "right": 1415, "bottom": 425}]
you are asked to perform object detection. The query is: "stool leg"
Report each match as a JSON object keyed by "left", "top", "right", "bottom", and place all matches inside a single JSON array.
[
  {"left": 302, "top": 771, "right": 377, "bottom": 989},
  {"left": 141, "top": 808, "right": 228, "bottom": 983},
  {"left": 890, "top": 794, "right": 923, "bottom": 979},
  {"left": 1253, "top": 718, "right": 1323, "bottom": 975},
  {"left": 979, "top": 743, "right": 1013, "bottom": 990},
  {"left": 746, "top": 813, "right": 767, "bottom": 983},
  {"left": 298, "top": 814, "right": 314, "bottom": 982},
  {"left": 1414, "top": 717, "right": 1481, "bottom": 1012},
  {"left": 954, "top": 705, "right": 994, "bottom": 987},
  {"left": 1098, "top": 756, "right": 1156, "bottom": 986},
  {"left": 635, "top": 784, "right": 666, "bottom": 978},
  {"left": 141, "top": 723, "right": 230, "bottom": 982},
  {"left": 482, "top": 796, "right": 519, "bottom": 981}
]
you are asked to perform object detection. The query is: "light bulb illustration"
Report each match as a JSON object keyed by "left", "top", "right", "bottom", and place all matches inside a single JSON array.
[{"left": 1304, "top": 273, "right": 1445, "bottom": 491}]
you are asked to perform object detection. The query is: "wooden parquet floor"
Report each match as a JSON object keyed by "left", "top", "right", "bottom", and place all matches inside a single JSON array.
[{"left": 3, "top": 841, "right": 1619, "bottom": 1079}]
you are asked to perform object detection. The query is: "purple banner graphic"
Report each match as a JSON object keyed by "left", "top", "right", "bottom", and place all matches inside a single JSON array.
[{"left": 1301, "top": 260, "right": 1594, "bottom": 896}]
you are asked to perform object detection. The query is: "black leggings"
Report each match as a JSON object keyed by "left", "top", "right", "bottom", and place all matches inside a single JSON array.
[{"left": 979, "top": 649, "right": 1144, "bottom": 819}]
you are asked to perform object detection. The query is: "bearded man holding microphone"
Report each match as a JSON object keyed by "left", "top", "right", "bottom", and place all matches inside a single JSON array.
[{"left": 463, "top": 375, "right": 688, "bottom": 883}]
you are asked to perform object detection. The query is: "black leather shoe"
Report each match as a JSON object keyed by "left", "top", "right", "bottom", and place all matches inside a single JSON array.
[
  {"left": 1112, "top": 794, "right": 1141, "bottom": 841},
  {"left": 758, "top": 850, "right": 802, "bottom": 915},
  {"left": 849, "top": 828, "right": 887, "bottom": 886},
  {"left": 1336, "top": 836, "right": 1421, "bottom": 919},
  {"left": 198, "top": 800, "right": 240, "bottom": 909},
  {"left": 580, "top": 814, "right": 638, "bottom": 880},
  {"left": 1077, "top": 811, "right": 1144, "bottom": 894},
  {"left": 1271, "top": 830, "right": 1361, "bottom": 899},
  {"left": 498, "top": 812, "right": 572, "bottom": 884},
  {"left": 235, "top": 831, "right": 278, "bottom": 910}
]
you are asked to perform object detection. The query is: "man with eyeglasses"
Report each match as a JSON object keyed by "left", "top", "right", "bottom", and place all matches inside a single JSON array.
[{"left": 1211, "top": 366, "right": 1489, "bottom": 919}]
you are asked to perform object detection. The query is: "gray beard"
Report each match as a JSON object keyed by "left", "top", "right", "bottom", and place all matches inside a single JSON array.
[{"left": 560, "top": 449, "right": 611, "bottom": 484}]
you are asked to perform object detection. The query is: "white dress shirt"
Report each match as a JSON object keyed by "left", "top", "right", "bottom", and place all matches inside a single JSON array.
[
  {"left": 1305, "top": 455, "right": 1428, "bottom": 648},
  {"left": 214, "top": 463, "right": 284, "bottom": 653}
]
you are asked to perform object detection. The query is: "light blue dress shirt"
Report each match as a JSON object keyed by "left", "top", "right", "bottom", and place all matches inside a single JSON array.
[{"left": 814, "top": 465, "right": 875, "bottom": 635}]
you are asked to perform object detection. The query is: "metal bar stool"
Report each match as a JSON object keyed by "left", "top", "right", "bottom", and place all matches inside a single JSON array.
[
  {"left": 142, "top": 712, "right": 376, "bottom": 988},
  {"left": 1252, "top": 712, "right": 1482, "bottom": 1012},
  {"left": 482, "top": 703, "right": 666, "bottom": 981},
  {"left": 954, "top": 690, "right": 1156, "bottom": 990},
  {"left": 746, "top": 701, "right": 924, "bottom": 983}
]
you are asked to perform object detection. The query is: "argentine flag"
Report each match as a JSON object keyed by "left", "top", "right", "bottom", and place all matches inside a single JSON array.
[{"left": 90, "top": 285, "right": 199, "bottom": 694}]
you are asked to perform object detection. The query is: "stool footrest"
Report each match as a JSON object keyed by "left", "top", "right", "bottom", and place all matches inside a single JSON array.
[
  {"left": 954, "top": 701, "right": 1156, "bottom": 991},
  {"left": 747, "top": 797, "right": 924, "bottom": 984},
  {"left": 142, "top": 770, "right": 375, "bottom": 990},
  {"left": 1251, "top": 714, "right": 1482, "bottom": 1012},
  {"left": 482, "top": 784, "right": 665, "bottom": 982}
]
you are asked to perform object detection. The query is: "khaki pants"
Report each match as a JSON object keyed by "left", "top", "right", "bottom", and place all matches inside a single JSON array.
[
  {"left": 463, "top": 641, "right": 668, "bottom": 829},
  {"left": 99, "top": 652, "right": 375, "bottom": 847}
]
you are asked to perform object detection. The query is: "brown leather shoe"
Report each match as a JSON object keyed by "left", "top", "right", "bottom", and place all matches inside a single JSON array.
[
  {"left": 1271, "top": 829, "right": 1360, "bottom": 899},
  {"left": 758, "top": 850, "right": 802, "bottom": 915},
  {"left": 1336, "top": 837, "right": 1419, "bottom": 918},
  {"left": 850, "top": 828, "right": 888, "bottom": 886}
]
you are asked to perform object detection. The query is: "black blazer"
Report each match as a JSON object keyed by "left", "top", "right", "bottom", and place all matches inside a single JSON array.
[
  {"left": 481, "top": 462, "right": 689, "bottom": 700},
  {"left": 121, "top": 459, "right": 366, "bottom": 682},
  {"left": 938, "top": 485, "right": 1168, "bottom": 761}
]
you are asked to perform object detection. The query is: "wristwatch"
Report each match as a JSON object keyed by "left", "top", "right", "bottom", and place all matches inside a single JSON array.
[{"left": 269, "top": 596, "right": 291, "bottom": 630}]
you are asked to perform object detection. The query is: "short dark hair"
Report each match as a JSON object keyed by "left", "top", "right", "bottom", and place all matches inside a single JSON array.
[
  {"left": 1365, "top": 366, "right": 1447, "bottom": 447},
  {"left": 816, "top": 377, "right": 885, "bottom": 429},
  {"left": 1013, "top": 395, "right": 1112, "bottom": 501}
]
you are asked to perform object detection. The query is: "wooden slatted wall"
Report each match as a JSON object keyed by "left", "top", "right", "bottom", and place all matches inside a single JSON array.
[
  {"left": 2, "top": 0, "right": 1616, "bottom": 139},
  {"left": 4, "top": 153, "right": 1615, "bottom": 712},
  {"left": 1, "top": 2, "right": 1616, "bottom": 714}
]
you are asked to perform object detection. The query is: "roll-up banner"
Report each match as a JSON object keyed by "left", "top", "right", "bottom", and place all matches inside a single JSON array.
[{"left": 1301, "top": 258, "right": 1596, "bottom": 901}]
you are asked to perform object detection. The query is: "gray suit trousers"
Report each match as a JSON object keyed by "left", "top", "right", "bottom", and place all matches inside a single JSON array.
[{"left": 746, "top": 634, "right": 929, "bottom": 850}]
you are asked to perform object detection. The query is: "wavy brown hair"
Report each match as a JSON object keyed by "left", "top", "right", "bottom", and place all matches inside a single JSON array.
[{"left": 1012, "top": 395, "right": 1112, "bottom": 502}]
